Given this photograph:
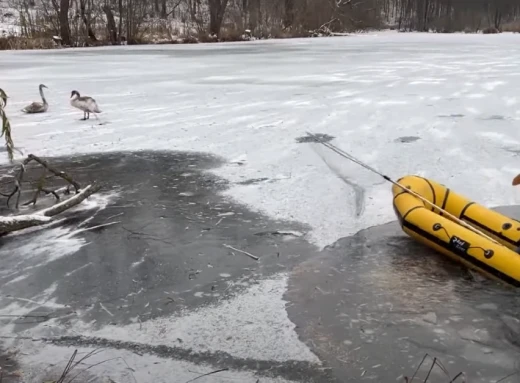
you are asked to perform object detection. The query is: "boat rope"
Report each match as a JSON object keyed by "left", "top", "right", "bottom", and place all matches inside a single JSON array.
[{"left": 305, "top": 131, "right": 503, "bottom": 246}]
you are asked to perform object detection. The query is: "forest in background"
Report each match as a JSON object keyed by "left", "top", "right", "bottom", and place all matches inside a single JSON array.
[{"left": 0, "top": 0, "right": 519, "bottom": 49}]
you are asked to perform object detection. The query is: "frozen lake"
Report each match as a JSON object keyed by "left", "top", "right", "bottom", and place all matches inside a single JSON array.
[
  {"left": 1, "top": 31, "right": 520, "bottom": 382},
  {"left": 2, "top": 31, "right": 520, "bottom": 248}
]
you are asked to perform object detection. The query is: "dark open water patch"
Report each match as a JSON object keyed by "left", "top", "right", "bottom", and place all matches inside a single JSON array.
[
  {"left": 286, "top": 205, "right": 520, "bottom": 383},
  {"left": 0, "top": 150, "right": 319, "bottom": 333}
]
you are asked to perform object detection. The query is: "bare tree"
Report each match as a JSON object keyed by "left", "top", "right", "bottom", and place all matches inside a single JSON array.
[
  {"left": 59, "top": 0, "right": 71, "bottom": 45},
  {"left": 208, "top": 0, "right": 229, "bottom": 36},
  {"left": 2, "top": 0, "right": 520, "bottom": 48}
]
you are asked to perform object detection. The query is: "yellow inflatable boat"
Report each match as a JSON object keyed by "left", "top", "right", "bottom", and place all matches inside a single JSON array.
[{"left": 392, "top": 175, "right": 520, "bottom": 287}]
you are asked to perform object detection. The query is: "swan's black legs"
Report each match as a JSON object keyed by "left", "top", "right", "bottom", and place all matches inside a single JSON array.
[{"left": 80, "top": 111, "right": 91, "bottom": 120}]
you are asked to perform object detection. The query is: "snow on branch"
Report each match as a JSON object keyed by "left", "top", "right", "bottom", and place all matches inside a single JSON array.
[
  {"left": 0, "top": 214, "right": 52, "bottom": 235},
  {"left": 39, "top": 184, "right": 101, "bottom": 217}
]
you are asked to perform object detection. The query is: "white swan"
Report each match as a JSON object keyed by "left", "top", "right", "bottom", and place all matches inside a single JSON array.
[
  {"left": 22, "top": 84, "right": 48, "bottom": 114},
  {"left": 70, "top": 90, "right": 102, "bottom": 121}
]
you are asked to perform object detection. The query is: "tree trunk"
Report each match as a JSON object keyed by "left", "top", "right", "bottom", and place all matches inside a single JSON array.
[
  {"left": 494, "top": 7, "right": 502, "bottom": 29},
  {"left": 247, "top": 0, "right": 258, "bottom": 31},
  {"left": 283, "top": 0, "right": 294, "bottom": 28},
  {"left": 118, "top": 0, "right": 123, "bottom": 40},
  {"left": 242, "top": 0, "right": 248, "bottom": 27},
  {"left": 161, "top": 0, "right": 167, "bottom": 18},
  {"left": 103, "top": 5, "right": 118, "bottom": 43},
  {"left": 126, "top": 0, "right": 134, "bottom": 43},
  {"left": 208, "top": 0, "right": 229, "bottom": 36},
  {"left": 416, "top": 0, "right": 424, "bottom": 30},
  {"left": 80, "top": 0, "right": 97, "bottom": 42},
  {"left": 59, "top": 0, "right": 71, "bottom": 45}
]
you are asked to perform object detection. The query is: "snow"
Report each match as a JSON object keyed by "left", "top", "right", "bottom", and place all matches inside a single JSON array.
[
  {"left": 14, "top": 343, "right": 301, "bottom": 383},
  {"left": 3, "top": 32, "right": 520, "bottom": 248},
  {"left": 0, "top": 214, "right": 51, "bottom": 225},
  {"left": 74, "top": 272, "right": 320, "bottom": 363}
]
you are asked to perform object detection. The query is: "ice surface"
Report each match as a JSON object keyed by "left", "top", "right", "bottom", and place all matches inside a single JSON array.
[
  {"left": 3, "top": 31, "right": 520, "bottom": 381},
  {"left": 16, "top": 343, "right": 300, "bottom": 383},
  {"left": 75, "top": 272, "right": 320, "bottom": 363},
  {"left": 1, "top": 32, "right": 520, "bottom": 249},
  {"left": 0, "top": 273, "right": 320, "bottom": 381}
]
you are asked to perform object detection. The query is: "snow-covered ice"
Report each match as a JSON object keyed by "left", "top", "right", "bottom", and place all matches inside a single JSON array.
[
  {"left": 15, "top": 343, "right": 302, "bottom": 383},
  {"left": 2, "top": 33, "right": 520, "bottom": 248},
  {"left": 75, "top": 272, "right": 320, "bottom": 363}
]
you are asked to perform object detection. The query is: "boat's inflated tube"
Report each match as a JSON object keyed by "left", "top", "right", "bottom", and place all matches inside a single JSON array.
[{"left": 392, "top": 175, "right": 520, "bottom": 287}]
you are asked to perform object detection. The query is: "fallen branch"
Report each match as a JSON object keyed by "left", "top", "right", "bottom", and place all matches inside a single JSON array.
[
  {"left": 39, "top": 184, "right": 101, "bottom": 217},
  {"left": 223, "top": 244, "right": 260, "bottom": 260},
  {"left": 0, "top": 183, "right": 101, "bottom": 236},
  {"left": 0, "top": 214, "right": 52, "bottom": 235},
  {"left": 0, "top": 147, "right": 103, "bottom": 236},
  {"left": 1, "top": 154, "right": 82, "bottom": 209}
]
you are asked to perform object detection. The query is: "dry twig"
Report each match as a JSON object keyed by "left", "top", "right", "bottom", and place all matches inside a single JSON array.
[
  {"left": 27, "top": 154, "right": 81, "bottom": 192},
  {"left": 404, "top": 353, "right": 465, "bottom": 382},
  {"left": 495, "top": 371, "right": 520, "bottom": 383},
  {"left": 184, "top": 368, "right": 229, "bottom": 383},
  {"left": 0, "top": 183, "right": 101, "bottom": 236},
  {"left": 223, "top": 244, "right": 260, "bottom": 260}
]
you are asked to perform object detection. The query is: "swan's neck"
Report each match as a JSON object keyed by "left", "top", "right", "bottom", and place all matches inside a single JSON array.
[{"left": 40, "top": 87, "right": 47, "bottom": 105}]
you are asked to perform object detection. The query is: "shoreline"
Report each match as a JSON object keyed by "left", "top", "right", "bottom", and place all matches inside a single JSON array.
[
  {"left": 1, "top": 27, "right": 518, "bottom": 53},
  {"left": 0, "top": 30, "right": 357, "bottom": 52}
]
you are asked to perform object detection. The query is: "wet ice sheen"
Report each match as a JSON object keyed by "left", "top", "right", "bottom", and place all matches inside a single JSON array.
[{"left": 286, "top": 208, "right": 520, "bottom": 382}]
